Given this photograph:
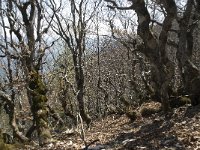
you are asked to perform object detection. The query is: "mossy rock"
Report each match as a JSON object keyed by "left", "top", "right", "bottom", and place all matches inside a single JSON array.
[
  {"left": 169, "top": 96, "right": 191, "bottom": 108},
  {"left": 140, "top": 102, "right": 161, "bottom": 118}
]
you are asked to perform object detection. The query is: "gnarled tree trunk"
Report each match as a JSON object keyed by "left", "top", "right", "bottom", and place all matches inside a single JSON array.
[
  {"left": 4, "top": 0, "right": 53, "bottom": 145},
  {"left": 106, "top": 0, "right": 177, "bottom": 112},
  {"left": 131, "top": 0, "right": 176, "bottom": 112},
  {"left": 27, "top": 70, "right": 52, "bottom": 145}
]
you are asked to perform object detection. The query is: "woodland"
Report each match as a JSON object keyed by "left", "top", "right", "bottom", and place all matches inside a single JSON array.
[{"left": 0, "top": 0, "right": 200, "bottom": 149}]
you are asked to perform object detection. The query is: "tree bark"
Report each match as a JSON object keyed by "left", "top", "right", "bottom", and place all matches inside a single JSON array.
[
  {"left": 176, "top": 0, "right": 200, "bottom": 105},
  {"left": 28, "top": 70, "right": 52, "bottom": 146},
  {"left": 176, "top": 0, "right": 194, "bottom": 90},
  {"left": 15, "top": 0, "right": 52, "bottom": 145},
  {"left": 132, "top": 0, "right": 177, "bottom": 112},
  {"left": 73, "top": 54, "right": 91, "bottom": 127}
]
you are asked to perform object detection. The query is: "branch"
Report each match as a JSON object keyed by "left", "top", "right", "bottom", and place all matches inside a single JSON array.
[
  {"left": 77, "top": 113, "right": 87, "bottom": 147},
  {"left": 36, "top": 0, "right": 56, "bottom": 42},
  {"left": 17, "top": 2, "right": 30, "bottom": 25},
  {"left": 0, "top": 90, "right": 13, "bottom": 105},
  {"left": 64, "top": 74, "right": 77, "bottom": 95},
  {"left": 105, "top": 0, "right": 133, "bottom": 10},
  {"left": 104, "top": 0, "right": 117, "bottom": 7},
  {"left": 12, "top": 28, "right": 23, "bottom": 42},
  {"left": 158, "top": 0, "right": 177, "bottom": 60},
  {"left": 0, "top": 49, "right": 19, "bottom": 59},
  {"left": 29, "top": 1, "right": 35, "bottom": 21},
  {"left": 35, "top": 38, "right": 59, "bottom": 70},
  {"left": 35, "top": 0, "right": 42, "bottom": 42},
  {"left": 55, "top": 13, "right": 73, "bottom": 51}
]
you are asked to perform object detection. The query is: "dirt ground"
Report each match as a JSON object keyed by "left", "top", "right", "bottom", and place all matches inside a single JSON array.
[{"left": 19, "top": 104, "right": 200, "bottom": 150}]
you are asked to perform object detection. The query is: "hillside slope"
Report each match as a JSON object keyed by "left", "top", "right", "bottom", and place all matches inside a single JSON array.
[{"left": 21, "top": 105, "right": 200, "bottom": 150}]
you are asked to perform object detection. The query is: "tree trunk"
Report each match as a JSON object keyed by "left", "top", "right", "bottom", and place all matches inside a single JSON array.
[
  {"left": 176, "top": 0, "right": 200, "bottom": 105},
  {"left": 73, "top": 54, "right": 91, "bottom": 127},
  {"left": 28, "top": 70, "right": 52, "bottom": 146},
  {"left": 76, "top": 71, "right": 91, "bottom": 127},
  {"left": 58, "top": 76, "right": 76, "bottom": 126},
  {"left": 106, "top": 0, "right": 177, "bottom": 111},
  {"left": 3, "top": 0, "right": 53, "bottom": 145},
  {"left": 176, "top": 0, "right": 194, "bottom": 91},
  {"left": 134, "top": 0, "right": 176, "bottom": 112}
]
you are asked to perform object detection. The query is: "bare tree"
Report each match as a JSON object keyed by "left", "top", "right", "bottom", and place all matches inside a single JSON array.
[
  {"left": 105, "top": 0, "right": 177, "bottom": 112},
  {"left": 0, "top": 0, "right": 56, "bottom": 145},
  {"left": 0, "top": 0, "right": 30, "bottom": 143},
  {"left": 49, "top": 0, "right": 102, "bottom": 126},
  {"left": 105, "top": 0, "right": 200, "bottom": 109}
]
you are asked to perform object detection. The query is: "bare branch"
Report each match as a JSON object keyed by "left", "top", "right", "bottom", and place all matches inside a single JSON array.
[
  {"left": 105, "top": 0, "right": 133, "bottom": 10},
  {"left": 0, "top": 90, "right": 13, "bottom": 105}
]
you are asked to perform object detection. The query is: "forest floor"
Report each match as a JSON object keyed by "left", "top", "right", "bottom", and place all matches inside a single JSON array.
[{"left": 20, "top": 104, "right": 200, "bottom": 150}]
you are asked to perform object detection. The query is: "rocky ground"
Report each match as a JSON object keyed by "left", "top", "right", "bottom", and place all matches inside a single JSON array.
[{"left": 18, "top": 104, "right": 200, "bottom": 150}]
